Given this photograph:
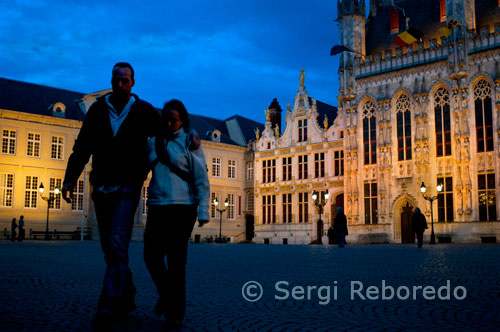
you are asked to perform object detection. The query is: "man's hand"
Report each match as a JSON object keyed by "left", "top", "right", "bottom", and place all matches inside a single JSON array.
[
  {"left": 187, "top": 130, "right": 201, "bottom": 151},
  {"left": 198, "top": 220, "right": 209, "bottom": 227},
  {"left": 62, "top": 182, "right": 75, "bottom": 203}
]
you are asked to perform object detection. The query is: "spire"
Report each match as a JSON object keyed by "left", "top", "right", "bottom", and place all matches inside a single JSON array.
[{"left": 267, "top": 98, "right": 282, "bottom": 132}]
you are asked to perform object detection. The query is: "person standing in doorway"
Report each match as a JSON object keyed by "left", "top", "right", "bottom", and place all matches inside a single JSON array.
[
  {"left": 333, "top": 207, "right": 348, "bottom": 248},
  {"left": 411, "top": 207, "right": 428, "bottom": 248}
]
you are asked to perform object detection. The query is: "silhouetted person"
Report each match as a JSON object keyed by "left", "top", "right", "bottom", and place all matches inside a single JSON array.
[
  {"left": 17, "top": 215, "right": 25, "bottom": 242},
  {"left": 333, "top": 207, "right": 348, "bottom": 248},
  {"left": 62, "top": 62, "right": 162, "bottom": 331},
  {"left": 144, "top": 100, "right": 209, "bottom": 331},
  {"left": 412, "top": 207, "right": 428, "bottom": 248},
  {"left": 10, "top": 218, "right": 17, "bottom": 242}
]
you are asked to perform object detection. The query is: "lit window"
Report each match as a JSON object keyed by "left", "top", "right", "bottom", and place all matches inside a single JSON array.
[
  {"left": 474, "top": 80, "right": 494, "bottom": 153},
  {"left": 27, "top": 132, "right": 41, "bottom": 157},
  {"left": 478, "top": 173, "right": 496, "bottom": 221},
  {"left": 437, "top": 177, "right": 454, "bottom": 222},
  {"left": 364, "top": 182, "right": 378, "bottom": 224},
  {"left": 0, "top": 173, "right": 14, "bottom": 207},
  {"left": 49, "top": 178, "right": 62, "bottom": 209},
  {"left": 434, "top": 88, "right": 451, "bottom": 157},
  {"left": 396, "top": 94, "right": 412, "bottom": 161},
  {"left": 228, "top": 159, "right": 236, "bottom": 179},
  {"left": 72, "top": 180, "right": 84, "bottom": 211},
  {"left": 24, "top": 176, "right": 38, "bottom": 208},
  {"left": 212, "top": 157, "right": 221, "bottom": 177},
  {"left": 2, "top": 129, "right": 16, "bottom": 155},
  {"left": 362, "top": 101, "right": 377, "bottom": 165},
  {"left": 51, "top": 135, "right": 64, "bottom": 160}
]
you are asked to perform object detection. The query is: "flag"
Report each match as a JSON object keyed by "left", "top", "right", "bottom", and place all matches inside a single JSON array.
[
  {"left": 439, "top": 18, "right": 462, "bottom": 37},
  {"left": 393, "top": 27, "right": 423, "bottom": 47},
  {"left": 330, "top": 45, "right": 354, "bottom": 56}
]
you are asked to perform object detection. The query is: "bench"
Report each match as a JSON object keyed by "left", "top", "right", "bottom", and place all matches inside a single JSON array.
[
  {"left": 4, "top": 228, "right": 11, "bottom": 240},
  {"left": 53, "top": 230, "right": 79, "bottom": 240},
  {"left": 30, "top": 229, "right": 50, "bottom": 240}
]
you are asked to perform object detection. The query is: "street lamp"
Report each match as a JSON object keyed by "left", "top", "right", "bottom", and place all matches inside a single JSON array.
[
  {"left": 213, "top": 197, "right": 229, "bottom": 243},
  {"left": 312, "top": 190, "right": 329, "bottom": 244},
  {"left": 420, "top": 182, "right": 443, "bottom": 245},
  {"left": 39, "top": 182, "right": 60, "bottom": 241}
]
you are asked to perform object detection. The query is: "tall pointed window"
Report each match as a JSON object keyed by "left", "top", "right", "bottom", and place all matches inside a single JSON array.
[
  {"left": 390, "top": 7, "right": 399, "bottom": 33},
  {"left": 478, "top": 173, "right": 497, "bottom": 221},
  {"left": 440, "top": 0, "right": 446, "bottom": 22},
  {"left": 396, "top": 94, "right": 412, "bottom": 161},
  {"left": 474, "top": 80, "right": 494, "bottom": 153},
  {"left": 434, "top": 88, "right": 451, "bottom": 157},
  {"left": 437, "top": 176, "right": 454, "bottom": 222},
  {"left": 363, "top": 101, "right": 377, "bottom": 165}
]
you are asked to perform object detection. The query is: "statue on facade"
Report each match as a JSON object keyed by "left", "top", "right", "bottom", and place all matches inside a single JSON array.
[
  {"left": 299, "top": 68, "right": 305, "bottom": 87},
  {"left": 254, "top": 127, "right": 260, "bottom": 140}
]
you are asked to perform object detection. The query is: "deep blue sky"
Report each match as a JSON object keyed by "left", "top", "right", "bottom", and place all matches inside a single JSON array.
[{"left": 0, "top": 0, "right": 342, "bottom": 123}]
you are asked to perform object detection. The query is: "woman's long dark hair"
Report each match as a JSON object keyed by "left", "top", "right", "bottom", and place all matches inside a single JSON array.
[{"left": 162, "top": 99, "right": 190, "bottom": 130}]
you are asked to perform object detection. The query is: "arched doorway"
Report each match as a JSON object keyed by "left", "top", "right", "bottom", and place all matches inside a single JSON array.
[
  {"left": 331, "top": 194, "right": 344, "bottom": 221},
  {"left": 245, "top": 215, "right": 254, "bottom": 241},
  {"left": 401, "top": 203, "right": 414, "bottom": 244}
]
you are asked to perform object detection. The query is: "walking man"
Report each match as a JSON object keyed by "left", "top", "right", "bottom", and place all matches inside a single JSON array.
[{"left": 62, "top": 62, "right": 161, "bottom": 330}]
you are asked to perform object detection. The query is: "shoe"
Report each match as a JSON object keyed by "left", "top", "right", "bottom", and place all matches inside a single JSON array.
[
  {"left": 91, "top": 310, "right": 116, "bottom": 331},
  {"left": 163, "top": 319, "right": 183, "bottom": 331},
  {"left": 154, "top": 297, "right": 166, "bottom": 315}
]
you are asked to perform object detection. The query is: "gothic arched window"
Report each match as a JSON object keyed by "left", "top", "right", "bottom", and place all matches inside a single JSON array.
[
  {"left": 434, "top": 87, "right": 451, "bottom": 157},
  {"left": 362, "top": 101, "right": 377, "bottom": 165},
  {"left": 474, "top": 79, "right": 494, "bottom": 153},
  {"left": 440, "top": 0, "right": 446, "bottom": 22},
  {"left": 396, "top": 94, "right": 412, "bottom": 161},
  {"left": 390, "top": 7, "right": 399, "bottom": 34}
]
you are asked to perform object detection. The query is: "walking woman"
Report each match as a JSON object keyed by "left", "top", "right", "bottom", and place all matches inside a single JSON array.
[{"left": 144, "top": 99, "right": 209, "bottom": 331}]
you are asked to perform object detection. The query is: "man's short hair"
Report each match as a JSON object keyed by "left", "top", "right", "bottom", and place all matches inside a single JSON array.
[{"left": 112, "top": 62, "right": 134, "bottom": 79}]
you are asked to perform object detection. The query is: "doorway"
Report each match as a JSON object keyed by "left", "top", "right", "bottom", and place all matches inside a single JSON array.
[
  {"left": 401, "top": 203, "right": 415, "bottom": 244},
  {"left": 245, "top": 215, "right": 254, "bottom": 241}
]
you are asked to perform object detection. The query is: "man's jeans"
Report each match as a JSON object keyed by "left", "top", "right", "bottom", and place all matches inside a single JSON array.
[{"left": 92, "top": 187, "right": 140, "bottom": 313}]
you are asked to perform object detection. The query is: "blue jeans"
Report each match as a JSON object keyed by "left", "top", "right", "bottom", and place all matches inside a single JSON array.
[{"left": 92, "top": 187, "right": 140, "bottom": 313}]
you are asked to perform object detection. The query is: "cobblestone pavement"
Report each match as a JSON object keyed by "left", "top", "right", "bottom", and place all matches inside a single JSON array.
[{"left": 0, "top": 241, "right": 499, "bottom": 332}]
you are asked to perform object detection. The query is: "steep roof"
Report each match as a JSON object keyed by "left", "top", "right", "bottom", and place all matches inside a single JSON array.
[
  {"left": 186, "top": 113, "right": 264, "bottom": 147},
  {"left": 309, "top": 98, "right": 338, "bottom": 129},
  {"left": 0, "top": 77, "right": 85, "bottom": 121}
]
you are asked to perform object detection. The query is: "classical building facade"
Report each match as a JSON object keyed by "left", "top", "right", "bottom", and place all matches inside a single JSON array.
[
  {"left": 253, "top": 75, "right": 344, "bottom": 244},
  {"left": 336, "top": 0, "right": 500, "bottom": 243},
  {"left": 0, "top": 78, "right": 263, "bottom": 242},
  {"left": 0, "top": 78, "right": 90, "bottom": 236}
]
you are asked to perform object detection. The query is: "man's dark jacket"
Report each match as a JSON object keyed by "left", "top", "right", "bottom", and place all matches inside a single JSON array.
[{"left": 64, "top": 94, "right": 160, "bottom": 189}]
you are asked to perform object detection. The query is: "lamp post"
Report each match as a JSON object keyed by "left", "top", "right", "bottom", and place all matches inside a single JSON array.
[
  {"left": 312, "top": 190, "right": 329, "bottom": 244},
  {"left": 213, "top": 197, "right": 228, "bottom": 243},
  {"left": 420, "top": 182, "right": 443, "bottom": 245},
  {"left": 39, "top": 183, "right": 60, "bottom": 241}
]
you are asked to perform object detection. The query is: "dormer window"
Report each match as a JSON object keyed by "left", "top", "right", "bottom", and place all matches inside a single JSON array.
[
  {"left": 440, "top": 0, "right": 446, "bottom": 22},
  {"left": 208, "top": 130, "right": 221, "bottom": 142},
  {"left": 51, "top": 102, "right": 66, "bottom": 118},
  {"left": 390, "top": 7, "right": 399, "bottom": 34}
]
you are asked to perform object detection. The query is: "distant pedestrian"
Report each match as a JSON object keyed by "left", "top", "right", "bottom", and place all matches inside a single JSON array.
[
  {"left": 333, "top": 207, "right": 348, "bottom": 248},
  {"left": 10, "top": 218, "right": 17, "bottom": 242},
  {"left": 411, "top": 207, "right": 428, "bottom": 248},
  {"left": 17, "top": 215, "right": 25, "bottom": 242},
  {"left": 327, "top": 226, "right": 335, "bottom": 245}
]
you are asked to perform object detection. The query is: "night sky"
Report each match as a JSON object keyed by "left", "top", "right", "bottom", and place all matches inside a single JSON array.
[{"left": 0, "top": 0, "right": 342, "bottom": 122}]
